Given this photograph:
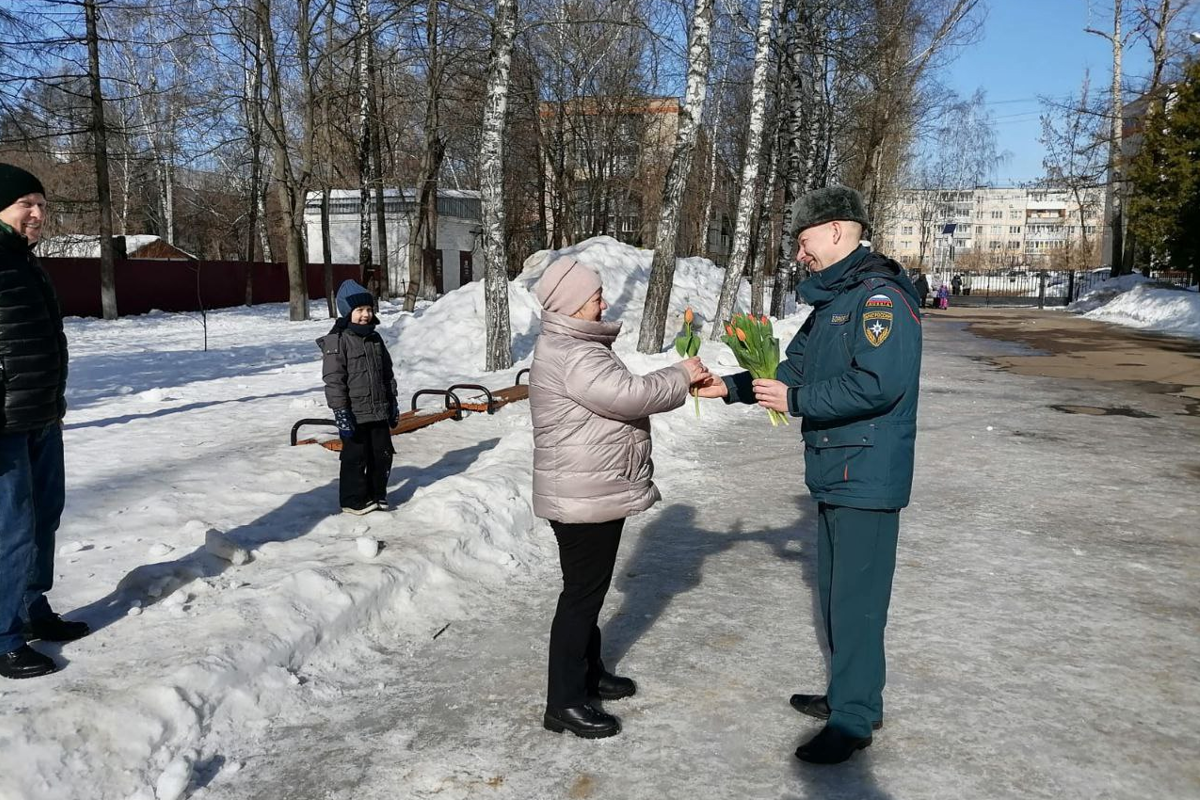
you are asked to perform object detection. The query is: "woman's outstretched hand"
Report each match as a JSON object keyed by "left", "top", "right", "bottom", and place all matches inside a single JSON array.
[{"left": 680, "top": 356, "right": 710, "bottom": 385}]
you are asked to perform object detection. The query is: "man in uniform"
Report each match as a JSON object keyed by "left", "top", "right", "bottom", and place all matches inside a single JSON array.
[{"left": 698, "top": 186, "right": 922, "bottom": 764}]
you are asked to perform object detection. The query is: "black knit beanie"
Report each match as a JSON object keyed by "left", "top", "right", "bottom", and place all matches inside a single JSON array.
[{"left": 0, "top": 163, "right": 46, "bottom": 210}]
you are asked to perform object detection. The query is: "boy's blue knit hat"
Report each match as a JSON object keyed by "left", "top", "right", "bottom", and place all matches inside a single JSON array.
[{"left": 335, "top": 279, "right": 375, "bottom": 317}]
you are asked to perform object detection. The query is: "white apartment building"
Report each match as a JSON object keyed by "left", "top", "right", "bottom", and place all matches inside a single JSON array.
[
  {"left": 304, "top": 189, "right": 483, "bottom": 295},
  {"left": 878, "top": 187, "right": 1105, "bottom": 272}
]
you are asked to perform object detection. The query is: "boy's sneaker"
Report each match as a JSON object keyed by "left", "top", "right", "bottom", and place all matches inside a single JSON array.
[
  {"left": 374, "top": 498, "right": 390, "bottom": 512},
  {"left": 341, "top": 503, "right": 376, "bottom": 515}
]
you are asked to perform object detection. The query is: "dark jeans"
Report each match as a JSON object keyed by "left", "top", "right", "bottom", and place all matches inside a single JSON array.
[
  {"left": 817, "top": 503, "right": 899, "bottom": 738},
  {"left": 338, "top": 421, "right": 394, "bottom": 509},
  {"left": 547, "top": 518, "right": 625, "bottom": 709},
  {"left": 0, "top": 424, "right": 65, "bottom": 654}
]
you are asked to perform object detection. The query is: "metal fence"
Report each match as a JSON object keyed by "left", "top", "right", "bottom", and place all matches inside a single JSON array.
[{"left": 918, "top": 269, "right": 1182, "bottom": 309}]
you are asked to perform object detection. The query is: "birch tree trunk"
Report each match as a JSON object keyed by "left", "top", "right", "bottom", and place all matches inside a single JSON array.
[
  {"left": 711, "top": 0, "right": 775, "bottom": 337},
  {"left": 750, "top": 126, "right": 780, "bottom": 317},
  {"left": 636, "top": 0, "right": 714, "bottom": 354},
  {"left": 406, "top": 1, "right": 444, "bottom": 310},
  {"left": 770, "top": 3, "right": 806, "bottom": 318},
  {"left": 356, "top": 0, "right": 373, "bottom": 280},
  {"left": 244, "top": 15, "right": 265, "bottom": 306},
  {"left": 85, "top": 0, "right": 118, "bottom": 320},
  {"left": 370, "top": 32, "right": 390, "bottom": 299},
  {"left": 481, "top": 0, "right": 518, "bottom": 371}
]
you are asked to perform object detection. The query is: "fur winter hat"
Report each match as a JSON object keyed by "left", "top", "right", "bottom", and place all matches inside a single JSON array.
[
  {"left": 535, "top": 255, "right": 602, "bottom": 315},
  {"left": 335, "top": 279, "right": 375, "bottom": 317},
  {"left": 0, "top": 163, "right": 46, "bottom": 211},
  {"left": 788, "top": 185, "right": 870, "bottom": 239}
]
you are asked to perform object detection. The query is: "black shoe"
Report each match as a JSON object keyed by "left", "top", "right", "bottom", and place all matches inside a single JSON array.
[
  {"left": 0, "top": 645, "right": 59, "bottom": 679},
  {"left": 789, "top": 693, "right": 883, "bottom": 731},
  {"left": 543, "top": 704, "right": 621, "bottom": 739},
  {"left": 24, "top": 614, "right": 90, "bottom": 643},
  {"left": 374, "top": 498, "right": 391, "bottom": 512},
  {"left": 588, "top": 672, "right": 636, "bottom": 701},
  {"left": 795, "top": 725, "right": 873, "bottom": 765}
]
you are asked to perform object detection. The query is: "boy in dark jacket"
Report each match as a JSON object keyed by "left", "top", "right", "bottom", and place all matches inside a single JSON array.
[{"left": 318, "top": 280, "right": 399, "bottom": 514}]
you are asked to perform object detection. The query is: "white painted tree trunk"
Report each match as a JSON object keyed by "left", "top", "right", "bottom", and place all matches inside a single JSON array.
[
  {"left": 1107, "top": 0, "right": 1125, "bottom": 274},
  {"left": 711, "top": 0, "right": 775, "bottom": 337},
  {"left": 480, "top": 0, "right": 518, "bottom": 371},
  {"left": 636, "top": 0, "right": 714, "bottom": 354},
  {"left": 357, "top": 0, "right": 373, "bottom": 277}
]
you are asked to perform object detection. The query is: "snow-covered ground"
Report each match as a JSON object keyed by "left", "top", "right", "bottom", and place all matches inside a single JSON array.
[
  {"left": 0, "top": 237, "right": 787, "bottom": 800},
  {"left": 1069, "top": 274, "right": 1200, "bottom": 339},
  {"left": 2, "top": 237, "right": 1197, "bottom": 800}
]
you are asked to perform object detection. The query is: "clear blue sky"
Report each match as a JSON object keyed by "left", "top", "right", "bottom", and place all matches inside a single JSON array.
[{"left": 945, "top": 0, "right": 1169, "bottom": 185}]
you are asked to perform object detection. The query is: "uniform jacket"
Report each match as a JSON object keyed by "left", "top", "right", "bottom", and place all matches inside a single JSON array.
[
  {"left": 529, "top": 310, "right": 690, "bottom": 524},
  {"left": 0, "top": 224, "right": 68, "bottom": 435},
  {"left": 723, "top": 246, "right": 922, "bottom": 509},
  {"left": 317, "top": 319, "right": 398, "bottom": 424}
]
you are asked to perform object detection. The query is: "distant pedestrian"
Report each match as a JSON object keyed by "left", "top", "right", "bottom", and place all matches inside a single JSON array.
[
  {"left": 936, "top": 283, "right": 950, "bottom": 309},
  {"left": 962, "top": 273, "right": 973, "bottom": 296},
  {"left": 914, "top": 273, "right": 930, "bottom": 308},
  {"left": 951, "top": 274, "right": 962, "bottom": 296},
  {"left": 318, "top": 280, "right": 399, "bottom": 515},
  {"left": 1, "top": 163, "right": 90, "bottom": 681}
]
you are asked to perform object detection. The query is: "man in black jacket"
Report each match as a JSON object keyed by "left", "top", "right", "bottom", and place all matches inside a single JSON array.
[{"left": 0, "top": 163, "right": 89, "bottom": 680}]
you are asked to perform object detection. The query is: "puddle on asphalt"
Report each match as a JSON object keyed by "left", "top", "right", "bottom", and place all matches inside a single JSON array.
[{"left": 1050, "top": 404, "right": 1158, "bottom": 418}]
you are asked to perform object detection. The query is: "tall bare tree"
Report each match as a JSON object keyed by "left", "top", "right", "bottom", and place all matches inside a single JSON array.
[
  {"left": 481, "top": 0, "right": 518, "bottom": 371},
  {"left": 712, "top": 0, "right": 776, "bottom": 336},
  {"left": 637, "top": 0, "right": 714, "bottom": 354},
  {"left": 84, "top": 0, "right": 117, "bottom": 319}
]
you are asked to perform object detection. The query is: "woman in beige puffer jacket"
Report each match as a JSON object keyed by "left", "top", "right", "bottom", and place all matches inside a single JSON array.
[{"left": 530, "top": 255, "right": 708, "bottom": 741}]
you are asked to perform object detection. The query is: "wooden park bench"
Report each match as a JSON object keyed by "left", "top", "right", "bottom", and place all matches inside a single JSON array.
[
  {"left": 290, "top": 369, "right": 532, "bottom": 452},
  {"left": 291, "top": 388, "right": 465, "bottom": 452},
  {"left": 449, "top": 368, "right": 530, "bottom": 414}
]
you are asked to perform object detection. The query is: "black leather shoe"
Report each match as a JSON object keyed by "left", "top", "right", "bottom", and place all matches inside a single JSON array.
[
  {"left": 0, "top": 645, "right": 59, "bottom": 679},
  {"left": 588, "top": 672, "right": 636, "bottom": 701},
  {"left": 790, "top": 693, "right": 883, "bottom": 731},
  {"left": 795, "top": 725, "right": 873, "bottom": 764},
  {"left": 24, "top": 614, "right": 90, "bottom": 643},
  {"left": 543, "top": 704, "right": 621, "bottom": 739}
]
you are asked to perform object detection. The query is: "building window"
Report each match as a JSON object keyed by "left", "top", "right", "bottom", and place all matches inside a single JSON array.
[
  {"left": 991, "top": 210, "right": 1003, "bottom": 219},
  {"left": 1008, "top": 241, "right": 1020, "bottom": 250},
  {"left": 991, "top": 225, "right": 1002, "bottom": 234},
  {"left": 902, "top": 225, "right": 913, "bottom": 235},
  {"left": 1010, "top": 226, "right": 1022, "bottom": 234}
]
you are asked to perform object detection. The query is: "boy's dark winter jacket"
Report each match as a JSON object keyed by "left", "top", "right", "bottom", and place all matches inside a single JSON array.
[
  {"left": 0, "top": 223, "right": 68, "bottom": 434},
  {"left": 317, "top": 319, "right": 398, "bottom": 424}
]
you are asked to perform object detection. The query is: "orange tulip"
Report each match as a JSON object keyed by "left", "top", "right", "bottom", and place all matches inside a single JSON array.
[
  {"left": 736, "top": 328, "right": 747, "bottom": 342},
  {"left": 684, "top": 307, "right": 694, "bottom": 324},
  {"left": 761, "top": 315, "right": 770, "bottom": 324},
  {"left": 725, "top": 323, "right": 734, "bottom": 336}
]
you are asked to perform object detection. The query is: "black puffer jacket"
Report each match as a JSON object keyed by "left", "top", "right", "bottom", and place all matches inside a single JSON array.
[
  {"left": 0, "top": 225, "right": 68, "bottom": 434},
  {"left": 317, "top": 319, "right": 398, "bottom": 423}
]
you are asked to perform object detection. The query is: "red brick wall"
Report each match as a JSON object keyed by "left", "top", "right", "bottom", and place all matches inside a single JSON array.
[{"left": 40, "top": 258, "right": 362, "bottom": 318}]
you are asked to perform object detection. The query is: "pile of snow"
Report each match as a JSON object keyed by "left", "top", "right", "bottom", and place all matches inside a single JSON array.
[{"left": 1069, "top": 274, "right": 1200, "bottom": 338}]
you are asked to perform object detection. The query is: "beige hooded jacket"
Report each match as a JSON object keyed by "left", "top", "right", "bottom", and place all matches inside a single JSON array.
[{"left": 530, "top": 310, "right": 690, "bottom": 524}]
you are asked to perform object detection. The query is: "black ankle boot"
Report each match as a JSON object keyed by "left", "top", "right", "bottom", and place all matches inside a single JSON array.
[
  {"left": 543, "top": 704, "right": 621, "bottom": 739},
  {"left": 795, "top": 725, "right": 873, "bottom": 765},
  {"left": 0, "top": 645, "right": 59, "bottom": 679},
  {"left": 588, "top": 672, "right": 636, "bottom": 701},
  {"left": 24, "top": 614, "right": 90, "bottom": 643}
]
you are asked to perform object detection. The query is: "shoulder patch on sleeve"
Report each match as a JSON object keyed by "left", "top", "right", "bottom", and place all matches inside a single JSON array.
[
  {"left": 862, "top": 308, "right": 894, "bottom": 346},
  {"left": 864, "top": 293, "right": 894, "bottom": 309},
  {"left": 321, "top": 334, "right": 341, "bottom": 355}
]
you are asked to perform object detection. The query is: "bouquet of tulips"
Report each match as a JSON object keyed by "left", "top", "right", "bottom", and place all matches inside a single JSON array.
[
  {"left": 674, "top": 306, "right": 701, "bottom": 417},
  {"left": 721, "top": 312, "right": 789, "bottom": 427}
]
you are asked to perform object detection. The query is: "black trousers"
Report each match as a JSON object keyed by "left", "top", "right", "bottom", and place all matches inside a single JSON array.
[
  {"left": 547, "top": 518, "right": 625, "bottom": 709},
  {"left": 338, "top": 420, "right": 394, "bottom": 508}
]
